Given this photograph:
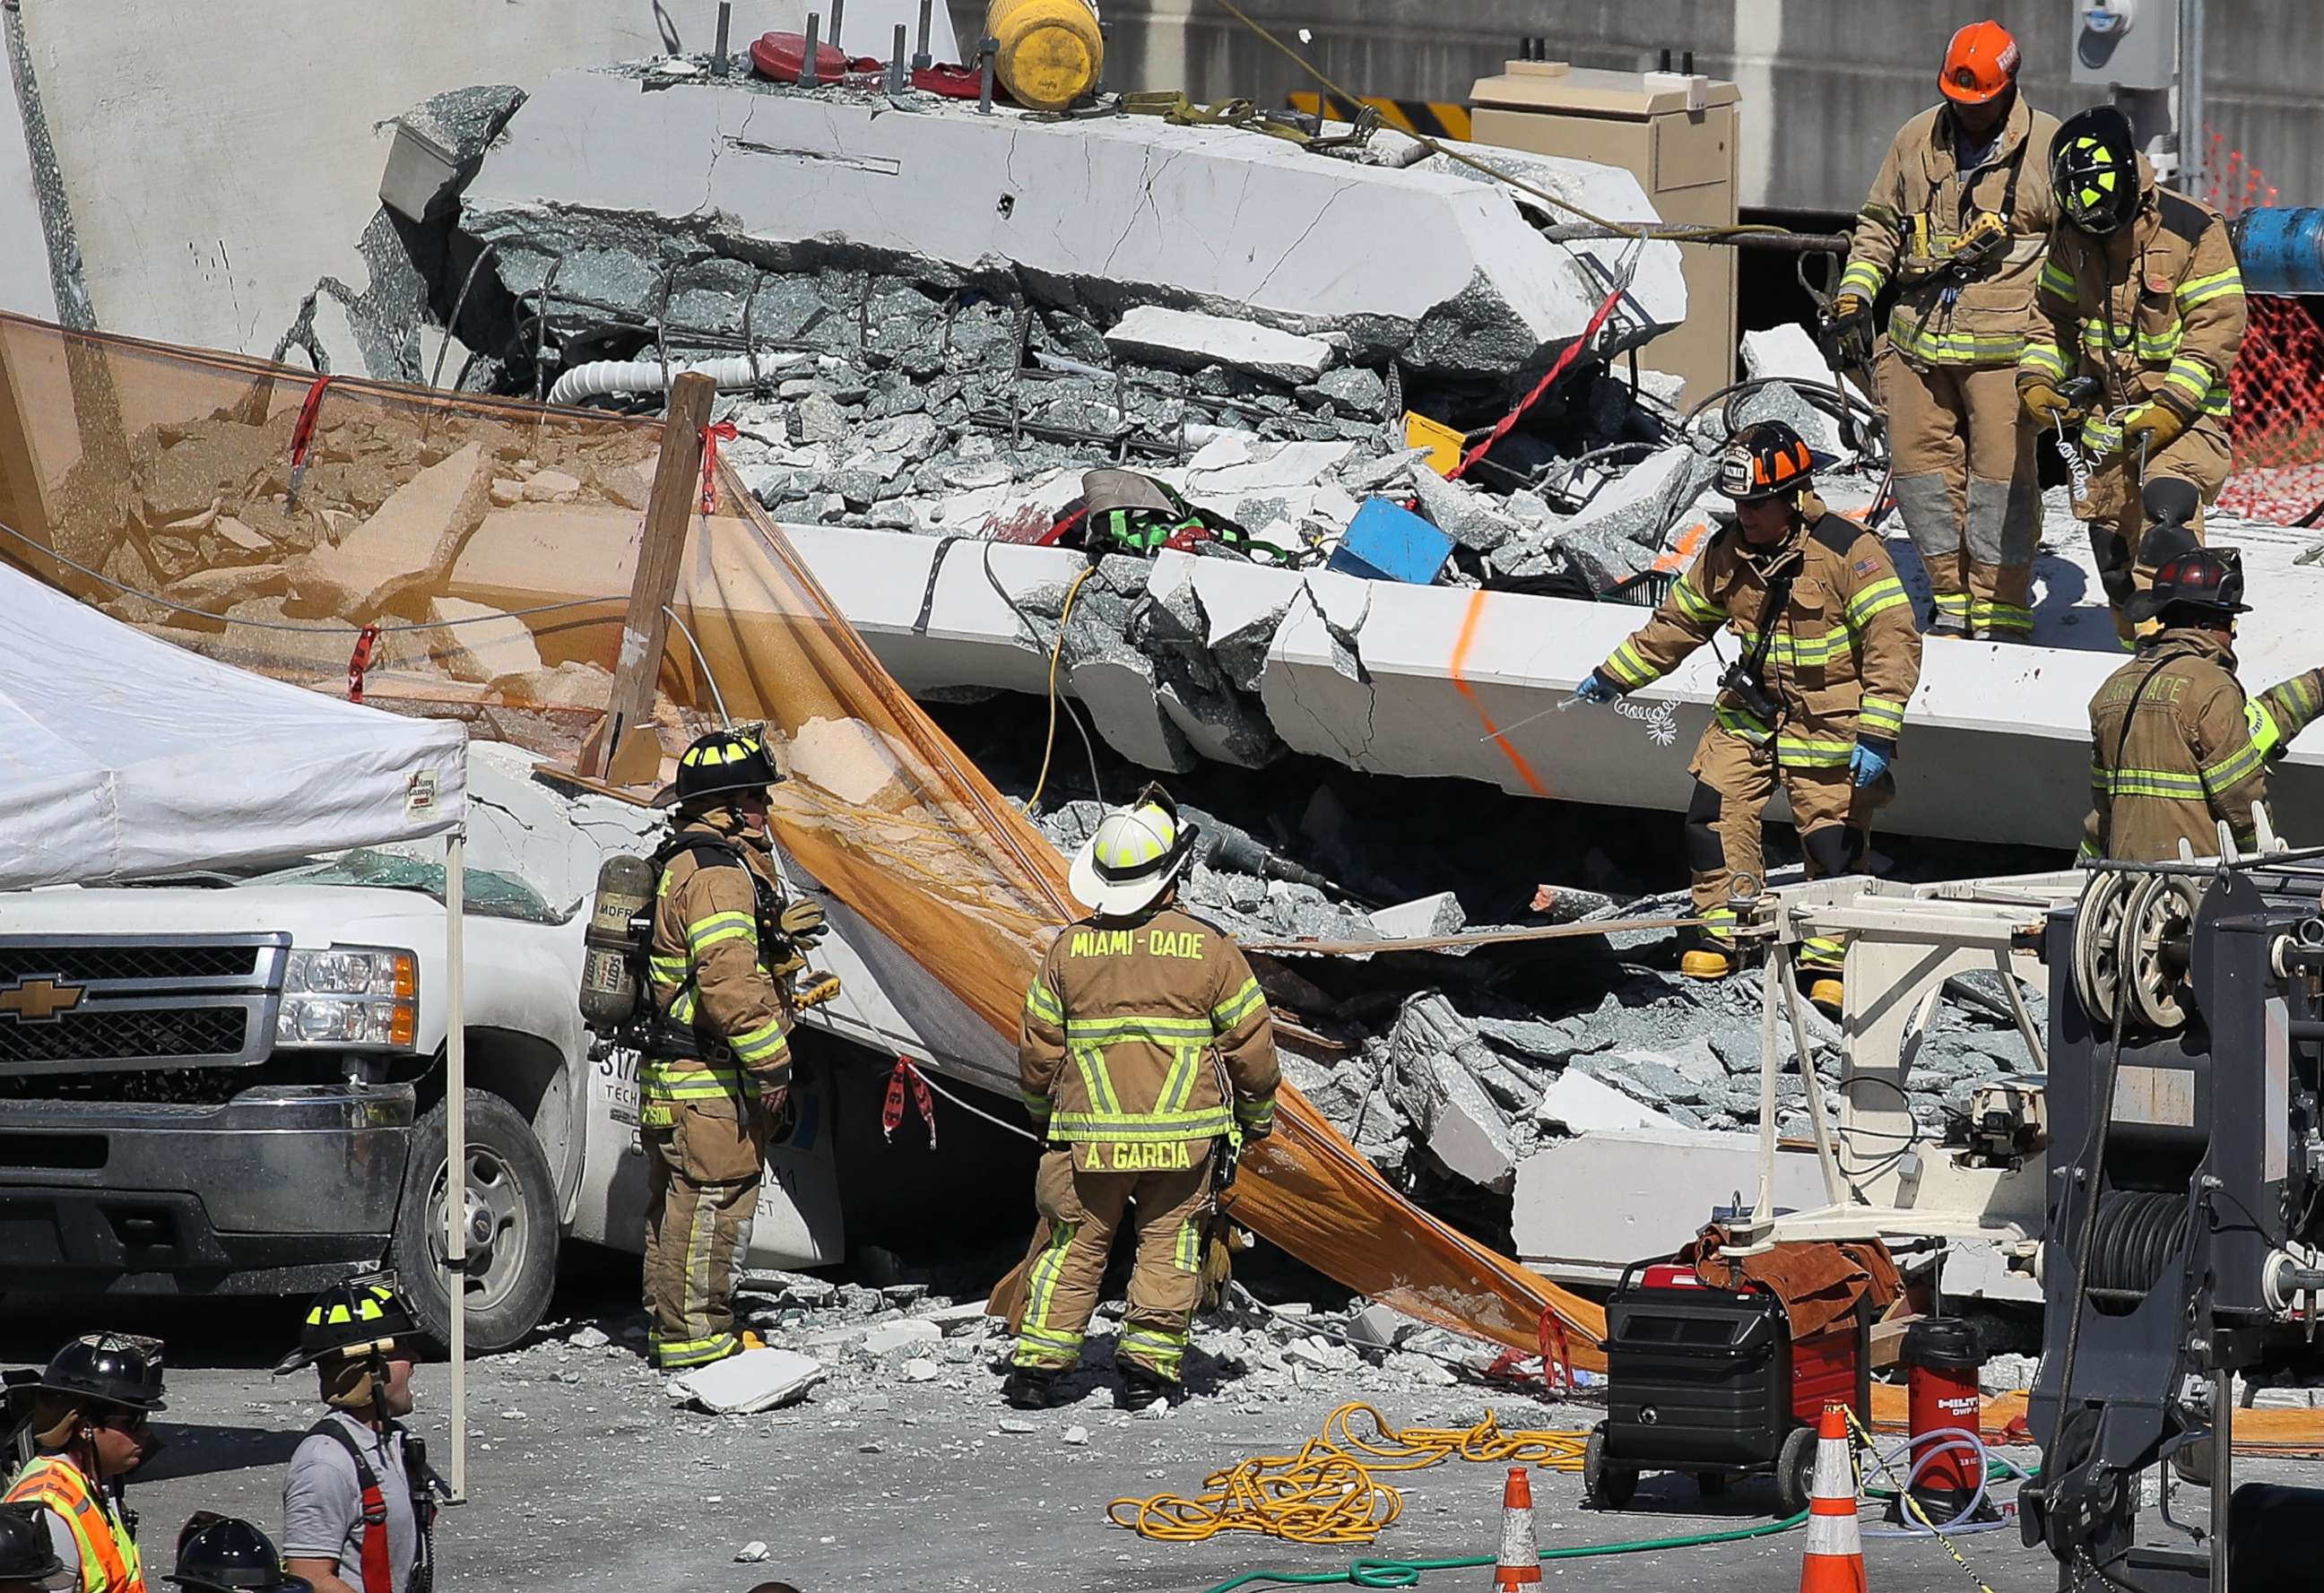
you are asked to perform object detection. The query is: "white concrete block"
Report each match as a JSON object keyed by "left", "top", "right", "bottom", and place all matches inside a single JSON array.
[
  {"left": 1531, "top": 1070, "right": 1681, "bottom": 1134},
  {"left": 466, "top": 73, "right": 1685, "bottom": 373},
  {"left": 1106, "top": 307, "right": 1334, "bottom": 383},
  {"left": 1741, "top": 322, "right": 1869, "bottom": 408},
  {"left": 859, "top": 1317, "right": 943, "bottom": 1356},
  {"left": 1423, "top": 1055, "right": 1518, "bottom": 1190},
  {"left": 1185, "top": 441, "right": 1356, "bottom": 497},
  {"left": 669, "top": 1346, "right": 824, "bottom": 1414},
  {"left": 1370, "top": 892, "right": 1464, "bottom": 939},
  {"left": 1067, "top": 656, "right": 1198, "bottom": 774},
  {"left": 1511, "top": 1129, "right": 1827, "bottom": 1280}
]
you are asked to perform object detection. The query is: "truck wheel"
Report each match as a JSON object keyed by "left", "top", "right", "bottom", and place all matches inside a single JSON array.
[{"left": 392, "top": 1091, "right": 559, "bottom": 1355}]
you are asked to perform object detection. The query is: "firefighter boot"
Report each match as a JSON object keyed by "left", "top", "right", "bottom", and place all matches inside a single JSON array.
[
  {"left": 1003, "top": 1364, "right": 1064, "bottom": 1410},
  {"left": 1117, "top": 1361, "right": 1179, "bottom": 1412}
]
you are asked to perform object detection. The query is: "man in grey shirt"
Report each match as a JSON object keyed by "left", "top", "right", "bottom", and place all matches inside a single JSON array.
[{"left": 273, "top": 1277, "right": 434, "bottom": 1593}]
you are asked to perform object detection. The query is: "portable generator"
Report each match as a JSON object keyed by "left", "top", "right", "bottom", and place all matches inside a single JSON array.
[{"left": 1584, "top": 1260, "right": 1870, "bottom": 1515}]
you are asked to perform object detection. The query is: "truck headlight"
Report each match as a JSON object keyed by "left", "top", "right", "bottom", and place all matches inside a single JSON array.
[{"left": 278, "top": 946, "right": 417, "bottom": 1048}]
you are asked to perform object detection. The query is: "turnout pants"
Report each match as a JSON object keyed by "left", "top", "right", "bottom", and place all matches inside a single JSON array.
[
  {"left": 1879, "top": 347, "right": 2042, "bottom": 639},
  {"left": 2077, "top": 420, "right": 2233, "bottom": 646},
  {"left": 1012, "top": 1145, "right": 1214, "bottom": 1381},
  {"left": 643, "top": 1094, "right": 765, "bottom": 1369},
  {"left": 1687, "top": 725, "right": 1891, "bottom": 971}
]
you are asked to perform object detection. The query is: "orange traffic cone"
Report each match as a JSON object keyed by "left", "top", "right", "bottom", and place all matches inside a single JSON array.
[
  {"left": 1494, "top": 1466, "right": 1541, "bottom": 1590},
  {"left": 1799, "top": 1404, "right": 1866, "bottom": 1593}
]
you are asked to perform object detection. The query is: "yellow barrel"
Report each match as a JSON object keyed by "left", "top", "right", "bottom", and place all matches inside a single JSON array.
[{"left": 985, "top": 0, "right": 1104, "bottom": 113}]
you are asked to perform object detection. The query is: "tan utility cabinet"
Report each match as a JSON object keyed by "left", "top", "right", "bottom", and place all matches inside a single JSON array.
[{"left": 1470, "top": 60, "right": 1740, "bottom": 405}]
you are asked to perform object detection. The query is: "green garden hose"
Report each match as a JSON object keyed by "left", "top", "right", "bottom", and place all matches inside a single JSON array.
[{"left": 1200, "top": 1511, "right": 1811, "bottom": 1593}]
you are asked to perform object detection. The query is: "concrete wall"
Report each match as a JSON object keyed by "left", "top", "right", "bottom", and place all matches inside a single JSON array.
[
  {"left": 13, "top": 0, "right": 958, "bottom": 357},
  {"left": 1001, "top": 1, "right": 2324, "bottom": 214}
]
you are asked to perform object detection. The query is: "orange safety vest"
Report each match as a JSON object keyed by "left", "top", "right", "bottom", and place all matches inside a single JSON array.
[{"left": 4, "top": 1455, "right": 144, "bottom": 1593}]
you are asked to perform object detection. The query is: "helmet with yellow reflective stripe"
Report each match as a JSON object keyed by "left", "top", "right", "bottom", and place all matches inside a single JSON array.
[
  {"left": 271, "top": 1271, "right": 419, "bottom": 1375},
  {"left": 671, "top": 727, "right": 781, "bottom": 809},
  {"left": 1067, "top": 784, "right": 1197, "bottom": 918},
  {"left": 2051, "top": 106, "right": 2140, "bottom": 237}
]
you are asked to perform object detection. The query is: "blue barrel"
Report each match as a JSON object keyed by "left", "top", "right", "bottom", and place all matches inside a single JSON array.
[{"left": 2233, "top": 207, "right": 2324, "bottom": 296}]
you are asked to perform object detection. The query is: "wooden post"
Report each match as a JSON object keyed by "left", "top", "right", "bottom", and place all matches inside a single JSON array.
[{"left": 587, "top": 370, "right": 715, "bottom": 782}]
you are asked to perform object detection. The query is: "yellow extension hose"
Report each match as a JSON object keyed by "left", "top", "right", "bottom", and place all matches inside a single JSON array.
[{"left": 1108, "top": 1402, "right": 1588, "bottom": 1546}]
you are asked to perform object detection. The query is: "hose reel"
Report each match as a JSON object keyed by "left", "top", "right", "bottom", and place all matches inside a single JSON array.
[{"left": 2073, "top": 870, "right": 2202, "bottom": 1033}]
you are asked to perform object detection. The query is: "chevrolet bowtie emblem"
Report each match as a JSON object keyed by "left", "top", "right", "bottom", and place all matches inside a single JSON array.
[{"left": 0, "top": 977, "right": 84, "bottom": 1023}]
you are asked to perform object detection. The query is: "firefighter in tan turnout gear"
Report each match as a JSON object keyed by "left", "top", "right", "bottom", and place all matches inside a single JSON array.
[
  {"left": 639, "top": 728, "right": 827, "bottom": 1371},
  {"left": 1834, "top": 19, "right": 2057, "bottom": 641},
  {"left": 1576, "top": 421, "right": 1923, "bottom": 1010},
  {"left": 1007, "top": 788, "right": 1279, "bottom": 1413},
  {"left": 2018, "top": 103, "right": 2247, "bottom": 646},
  {"left": 2083, "top": 482, "right": 2324, "bottom": 863}
]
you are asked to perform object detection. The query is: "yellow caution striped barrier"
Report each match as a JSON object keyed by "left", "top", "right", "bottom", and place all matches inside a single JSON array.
[{"left": 1288, "top": 91, "right": 1472, "bottom": 142}]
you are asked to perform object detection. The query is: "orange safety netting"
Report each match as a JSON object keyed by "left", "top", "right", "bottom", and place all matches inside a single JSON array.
[
  {"left": 2205, "top": 132, "right": 2324, "bottom": 526},
  {"left": 0, "top": 311, "right": 1602, "bottom": 1365}
]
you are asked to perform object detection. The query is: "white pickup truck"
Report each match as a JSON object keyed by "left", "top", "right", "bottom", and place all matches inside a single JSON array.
[{"left": 0, "top": 743, "right": 1013, "bottom": 1350}]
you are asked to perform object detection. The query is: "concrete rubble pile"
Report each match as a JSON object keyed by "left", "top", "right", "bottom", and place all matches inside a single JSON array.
[{"left": 336, "top": 60, "right": 1745, "bottom": 599}]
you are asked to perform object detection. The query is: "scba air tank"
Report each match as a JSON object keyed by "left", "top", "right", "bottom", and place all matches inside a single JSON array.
[{"left": 579, "top": 853, "right": 656, "bottom": 1033}]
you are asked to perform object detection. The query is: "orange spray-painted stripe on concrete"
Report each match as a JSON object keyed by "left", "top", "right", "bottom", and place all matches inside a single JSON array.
[
  {"left": 1450, "top": 588, "right": 1551, "bottom": 797},
  {"left": 1649, "top": 520, "right": 1711, "bottom": 574}
]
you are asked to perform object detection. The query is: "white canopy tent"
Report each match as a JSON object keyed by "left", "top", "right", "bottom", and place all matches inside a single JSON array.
[{"left": 0, "top": 564, "right": 478, "bottom": 1494}]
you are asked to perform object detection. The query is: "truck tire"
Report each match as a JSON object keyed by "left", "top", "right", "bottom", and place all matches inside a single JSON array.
[{"left": 391, "top": 1091, "right": 559, "bottom": 1355}]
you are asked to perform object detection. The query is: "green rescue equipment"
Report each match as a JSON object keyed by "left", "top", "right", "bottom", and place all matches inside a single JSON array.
[{"left": 1079, "top": 468, "right": 1298, "bottom": 564}]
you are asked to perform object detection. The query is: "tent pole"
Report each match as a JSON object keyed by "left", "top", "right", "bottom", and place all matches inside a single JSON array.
[{"left": 445, "top": 827, "right": 468, "bottom": 1502}]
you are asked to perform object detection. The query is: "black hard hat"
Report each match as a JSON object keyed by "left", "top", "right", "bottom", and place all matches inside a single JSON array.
[
  {"left": 2052, "top": 106, "right": 2141, "bottom": 236},
  {"left": 167, "top": 1519, "right": 308, "bottom": 1593},
  {"left": 0, "top": 1504, "right": 71, "bottom": 1590},
  {"left": 1715, "top": 420, "right": 1816, "bottom": 503},
  {"left": 2130, "top": 546, "right": 2250, "bottom": 624},
  {"left": 26, "top": 1333, "right": 165, "bottom": 1416},
  {"left": 669, "top": 728, "right": 781, "bottom": 809},
  {"left": 271, "top": 1274, "right": 420, "bottom": 1376}
]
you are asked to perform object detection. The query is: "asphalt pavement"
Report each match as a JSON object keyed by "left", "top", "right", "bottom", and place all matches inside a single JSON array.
[{"left": 0, "top": 1279, "right": 2296, "bottom": 1593}]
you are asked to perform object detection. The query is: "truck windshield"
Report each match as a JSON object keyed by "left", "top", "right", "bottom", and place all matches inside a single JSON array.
[{"left": 253, "top": 849, "right": 568, "bottom": 924}]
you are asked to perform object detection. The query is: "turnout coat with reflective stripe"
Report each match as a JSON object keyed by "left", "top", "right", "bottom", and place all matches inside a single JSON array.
[
  {"left": 2020, "top": 162, "right": 2245, "bottom": 426},
  {"left": 2083, "top": 628, "right": 2324, "bottom": 861},
  {"left": 1597, "top": 506, "right": 1924, "bottom": 763},
  {"left": 644, "top": 815, "right": 793, "bottom": 1121},
  {"left": 1841, "top": 97, "right": 2060, "bottom": 367},
  {"left": 1020, "top": 905, "right": 1279, "bottom": 1167}
]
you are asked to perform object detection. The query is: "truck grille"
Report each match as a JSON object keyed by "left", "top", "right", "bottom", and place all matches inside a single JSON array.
[
  {"left": 0, "top": 935, "right": 282, "bottom": 1075},
  {"left": 0, "top": 945, "right": 261, "bottom": 983},
  {"left": 0, "top": 1008, "right": 248, "bottom": 1067}
]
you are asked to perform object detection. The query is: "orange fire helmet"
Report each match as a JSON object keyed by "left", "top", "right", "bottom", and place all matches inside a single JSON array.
[{"left": 1939, "top": 20, "right": 2021, "bottom": 106}]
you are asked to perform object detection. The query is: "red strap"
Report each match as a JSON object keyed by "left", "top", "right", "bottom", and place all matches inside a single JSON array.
[
  {"left": 880, "top": 1056, "right": 937, "bottom": 1147},
  {"left": 1036, "top": 506, "right": 1090, "bottom": 548},
  {"left": 356, "top": 1480, "right": 393, "bottom": 1593},
  {"left": 288, "top": 374, "right": 335, "bottom": 490},
  {"left": 1538, "top": 1306, "right": 1574, "bottom": 1397},
  {"left": 700, "top": 420, "right": 739, "bottom": 514},
  {"left": 1447, "top": 278, "right": 1626, "bottom": 482},
  {"left": 346, "top": 624, "right": 380, "bottom": 704}
]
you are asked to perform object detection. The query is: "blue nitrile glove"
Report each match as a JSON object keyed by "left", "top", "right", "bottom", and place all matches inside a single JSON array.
[
  {"left": 1850, "top": 741, "right": 1892, "bottom": 788},
  {"left": 1574, "top": 672, "right": 1619, "bottom": 706}
]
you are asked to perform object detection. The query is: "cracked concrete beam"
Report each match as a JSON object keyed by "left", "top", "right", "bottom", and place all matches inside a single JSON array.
[{"left": 460, "top": 69, "right": 1687, "bottom": 375}]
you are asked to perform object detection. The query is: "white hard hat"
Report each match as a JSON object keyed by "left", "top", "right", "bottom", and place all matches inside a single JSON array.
[{"left": 1068, "top": 791, "right": 1193, "bottom": 917}]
